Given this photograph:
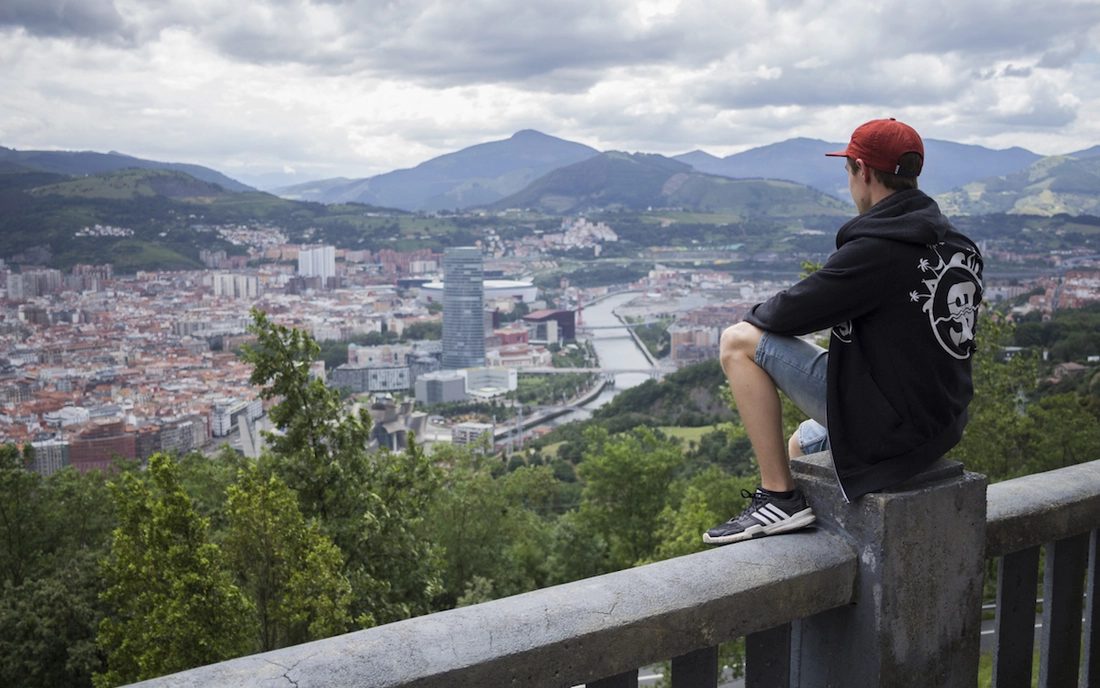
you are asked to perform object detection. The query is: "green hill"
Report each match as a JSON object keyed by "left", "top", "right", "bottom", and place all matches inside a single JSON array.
[
  {"left": 935, "top": 155, "right": 1100, "bottom": 216},
  {"left": 0, "top": 145, "right": 254, "bottom": 192},
  {"left": 487, "top": 151, "right": 849, "bottom": 218},
  {"left": 0, "top": 168, "right": 504, "bottom": 272},
  {"left": 28, "top": 168, "right": 234, "bottom": 201}
]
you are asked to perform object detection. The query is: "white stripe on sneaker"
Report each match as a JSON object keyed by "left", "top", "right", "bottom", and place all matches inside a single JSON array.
[{"left": 753, "top": 504, "right": 788, "bottom": 525}]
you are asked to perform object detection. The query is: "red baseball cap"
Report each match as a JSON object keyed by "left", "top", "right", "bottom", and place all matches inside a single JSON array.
[{"left": 826, "top": 118, "right": 924, "bottom": 177}]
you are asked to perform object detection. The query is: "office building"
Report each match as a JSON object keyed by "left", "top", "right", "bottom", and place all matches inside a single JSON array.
[
  {"left": 442, "top": 247, "right": 485, "bottom": 369},
  {"left": 414, "top": 370, "right": 467, "bottom": 405}
]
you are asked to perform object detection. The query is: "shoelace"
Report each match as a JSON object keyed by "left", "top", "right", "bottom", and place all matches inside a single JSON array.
[{"left": 728, "top": 488, "right": 766, "bottom": 523}]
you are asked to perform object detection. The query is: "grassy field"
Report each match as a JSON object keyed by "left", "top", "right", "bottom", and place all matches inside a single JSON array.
[
  {"left": 539, "top": 441, "right": 565, "bottom": 459},
  {"left": 658, "top": 425, "right": 722, "bottom": 447}
]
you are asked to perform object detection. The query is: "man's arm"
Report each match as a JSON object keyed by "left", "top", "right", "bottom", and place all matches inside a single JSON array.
[{"left": 745, "top": 237, "right": 891, "bottom": 335}]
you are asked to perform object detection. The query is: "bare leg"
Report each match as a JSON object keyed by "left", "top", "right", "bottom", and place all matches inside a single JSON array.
[
  {"left": 788, "top": 432, "right": 803, "bottom": 458},
  {"left": 719, "top": 322, "right": 795, "bottom": 492}
]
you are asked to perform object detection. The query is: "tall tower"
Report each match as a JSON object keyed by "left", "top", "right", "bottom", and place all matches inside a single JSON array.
[{"left": 442, "top": 247, "right": 485, "bottom": 369}]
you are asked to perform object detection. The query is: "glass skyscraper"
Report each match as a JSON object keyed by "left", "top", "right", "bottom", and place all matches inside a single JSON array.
[{"left": 442, "top": 247, "right": 485, "bottom": 369}]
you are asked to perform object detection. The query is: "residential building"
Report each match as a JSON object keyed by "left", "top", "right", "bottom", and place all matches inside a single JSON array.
[{"left": 298, "top": 245, "right": 336, "bottom": 285}]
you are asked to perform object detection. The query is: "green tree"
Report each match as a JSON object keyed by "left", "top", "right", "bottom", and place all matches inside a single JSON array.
[
  {"left": 95, "top": 454, "right": 251, "bottom": 687},
  {"left": 0, "top": 458, "right": 119, "bottom": 688},
  {"left": 0, "top": 552, "right": 108, "bottom": 688},
  {"left": 223, "top": 462, "right": 352, "bottom": 652},
  {"left": 649, "top": 466, "right": 758, "bottom": 562},
  {"left": 949, "top": 313, "right": 1038, "bottom": 480},
  {"left": 424, "top": 443, "right": 556, "bottom": 606},
  {"left": 240, "top": 308, "right": 442, "bottom": 627},
  {"left": 575, "top": 426, "right": 684, "bottom": 569},
  {"left": 545, "top": 510, "right": 609, "bottom": 585},
  {"left": 1023, "top": 393, "right": 1100, "bottom": 474},
  {"left": 177, "top": 445, "right": 243, "bottom": 535},
  {"left": 0, "top": 444, "right": 46, "bottom": 587}
]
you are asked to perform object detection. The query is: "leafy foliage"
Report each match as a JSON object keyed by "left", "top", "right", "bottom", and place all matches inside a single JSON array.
[
  {"left": 240, "top": 308, "right": 443, "bottom": 626},
  {"left": 949, "top": 311, "right": 1100, "bottom": 481},
  {"left": 574, "top": 426, "right": 685, "bottom": 570},
  {"left": 423, "top": 445, "right": 557, "bottom": 606},
  {"left": 0, "top": 554, "right": 108, "bottom": 688},
  {"left": 591, "top": 357, "right": 732, "bottom": 426},
  {"left": 223, "top": 463, "right": 352, "bottom": 651},
  {"left": 96, "top": 454, "right": 251, "bottom": 687}
]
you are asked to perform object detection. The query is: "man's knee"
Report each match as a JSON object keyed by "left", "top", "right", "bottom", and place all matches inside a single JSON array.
[
  {"left": 720, "top": 322, "right": 764, "bottom": 368},
  {"left": 788, "top": 431, "right": 803, "bottom": 458}
]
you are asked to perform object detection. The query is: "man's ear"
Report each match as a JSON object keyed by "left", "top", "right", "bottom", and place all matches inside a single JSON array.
[{"left": 853, "top": 158, "right": 870, "bottom": 183}]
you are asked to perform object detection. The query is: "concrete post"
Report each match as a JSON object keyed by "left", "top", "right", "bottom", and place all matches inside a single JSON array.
[{"left": 789, "top": 453, "right": 987, "bottom": 688}]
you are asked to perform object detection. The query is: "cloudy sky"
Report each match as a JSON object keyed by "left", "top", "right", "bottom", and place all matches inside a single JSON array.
[{"left": 3, "top": 0, "right": 1100, "bottom": 188}]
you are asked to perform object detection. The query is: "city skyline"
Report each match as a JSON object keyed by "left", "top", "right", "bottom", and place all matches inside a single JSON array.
[{"left": 3, "top": 1, "right": 1100, "bottom": 189}]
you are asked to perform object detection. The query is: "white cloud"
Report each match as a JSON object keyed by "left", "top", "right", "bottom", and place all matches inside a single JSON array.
[{"left": 1, "top": 0, "right": 1100, "bottom": 184}]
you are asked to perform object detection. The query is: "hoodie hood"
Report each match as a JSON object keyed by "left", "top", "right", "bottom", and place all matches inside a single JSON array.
[{"left": 836, "top": 189, "right": 952, "bottom": 247}]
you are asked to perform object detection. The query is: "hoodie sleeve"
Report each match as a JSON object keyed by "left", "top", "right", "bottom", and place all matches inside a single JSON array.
[{"left": 744, "top": 237, "right": 891, "bottom": 336}]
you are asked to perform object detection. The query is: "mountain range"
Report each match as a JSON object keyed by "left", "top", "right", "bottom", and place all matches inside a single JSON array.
[
  {"left": 0, "top": 146, "right": 254, "bottom": 193},
  {"left": 937, "top": 155, "right": 1100, "bottom": 216},
  {"left": 275, "top": 130, "right": 598, "bottom": 212},
  {"left": 483, "top": 150, "right": 849, "bottom": 217},
  {"left": 5, "top": 130, "right": 1100, "bottom": 218},
  {"left": 271, "top": 130, "right": 1100, "bottom": 214}
]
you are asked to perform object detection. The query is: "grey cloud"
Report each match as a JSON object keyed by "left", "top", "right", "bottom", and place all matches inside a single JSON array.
[
  {"left": 877, "top": 1, "right": 1100, "bottom": 59},
  {"left": 192, "top": 0, "right": 734, "bottom": 86},
  {"left": 193, "top": 0, "right": 1100, "bottom": 99},
  {"left": 0, "top": 0, "right": 131, "bottom": 40},
  {"left": 1038, "top": 36, "right": 1090, "bottom": 69},
  {"left": 1003, "top": 64, "right": 1032, "bottom": 78},
  {"left": 692, "top": 66, "right": 965, "bottom": 110}
]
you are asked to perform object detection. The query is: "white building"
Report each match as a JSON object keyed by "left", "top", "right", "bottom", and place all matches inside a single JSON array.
[
  {"left": 211, "top": 398, "right": 264, "bottom": 437},
  {"left": 43, "top": 405, "right": 91, "bottom": 428},
  {"left": 212, "top": 272, "right": 260, "bottom": 299},
  {"left": 452, "top": 421, "right": 494, "bottom": 447},
  {"left": 298, "top": 245, "right": 336, "bottom": 283},
  {"left": 462, "top": 367, "right": 518, "bottom": 400},
  {"left": 418, "top": 279, "right": 538, "bottom": 306}
]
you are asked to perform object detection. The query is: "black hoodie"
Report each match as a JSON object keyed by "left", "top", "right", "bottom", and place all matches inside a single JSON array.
[{"left": 745, "top": 189, "right": 983, "bottom": 500}]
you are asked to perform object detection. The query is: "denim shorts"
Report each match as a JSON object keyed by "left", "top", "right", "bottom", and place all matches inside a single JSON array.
[{"left": 754, "top": 331, "right": 831, "bottom": 455}]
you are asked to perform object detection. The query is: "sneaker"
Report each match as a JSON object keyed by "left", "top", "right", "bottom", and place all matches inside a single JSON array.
[{"left": 702, "top": 488, "right": 816, "bottom": 545}]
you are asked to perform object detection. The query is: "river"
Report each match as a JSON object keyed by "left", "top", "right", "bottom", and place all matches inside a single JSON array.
[{"left": 542, "top": 291, "right": 659, "bottom": 427}]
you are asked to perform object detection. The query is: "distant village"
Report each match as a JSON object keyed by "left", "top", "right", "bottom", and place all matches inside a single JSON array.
[{"left": 3, "top": 216, "right": 1100, "bottom": 477}]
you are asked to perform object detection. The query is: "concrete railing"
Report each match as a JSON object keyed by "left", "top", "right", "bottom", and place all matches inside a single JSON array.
[
  {"left": 126, "top": 457, "right": 1100, "bottom": 688},
  {"left": 984, "top": 460, "right": 1100, "bottom": 688}
]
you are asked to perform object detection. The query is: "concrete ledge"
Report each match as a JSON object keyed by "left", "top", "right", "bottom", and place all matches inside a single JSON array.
[
  {"left": 792, "top": 449, "right": 988, "bottom": 687},
  {"left": 986, "top": 460, "right": 1100, "bottom": 558},
  {"left": 790, "top": 452, "right": 964, "bottom": 493},
  {"left": 127, "top": 529, "right": 857, "bottom": 688}
]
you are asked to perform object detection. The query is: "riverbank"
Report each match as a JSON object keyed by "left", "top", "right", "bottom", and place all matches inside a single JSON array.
[{"left": 492, "top": 374, "right": 609, "bottom": 441}]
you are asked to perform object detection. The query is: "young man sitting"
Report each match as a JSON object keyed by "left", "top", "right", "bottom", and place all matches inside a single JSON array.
[{"left": 704, "top": 118, "right": 984, "bottom": 545}]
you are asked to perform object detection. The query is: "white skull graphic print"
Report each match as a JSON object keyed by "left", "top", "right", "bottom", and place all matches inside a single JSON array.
[{"left": 909, "top": 247, "right": 983, "bottom": 360}]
